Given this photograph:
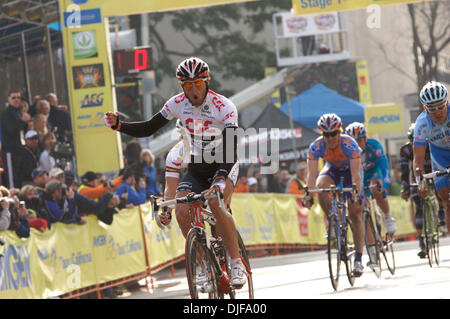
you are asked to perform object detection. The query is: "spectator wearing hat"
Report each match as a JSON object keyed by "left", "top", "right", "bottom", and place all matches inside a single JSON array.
[
  {"left": 288, "top": 161, "right": 307, "bottom": 196},
  {"left": 31, "top": 167, "right": 48, "bottom": 196},
  {"left": 18, "top": 184, "right": 47, "bottom": 232},
  {"left": 248, "top": 177, "right": 258, "bottom": 193},
  {"left": 114, "top": 169, "right": 146, "bottom": 207},
  {"left": 78, "top": 171, "right": 122, "bottom": 201},
  {"left": 18, "top": 130, "right": 41, "bottom": 186},
  {"left": 49, "top": 167, "right": 65, "bottom": 183},
  {"left": 1, "top": 90, "right": 30, "bottom": 188}
]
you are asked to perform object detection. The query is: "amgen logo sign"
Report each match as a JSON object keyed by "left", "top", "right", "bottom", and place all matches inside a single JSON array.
[{"left": 368, "top": 114, "right": 400, "bottom": 124}]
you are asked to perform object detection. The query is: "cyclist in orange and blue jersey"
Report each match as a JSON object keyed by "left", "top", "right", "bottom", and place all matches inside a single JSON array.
[{"left": 303, "top": 113, "right": 365, "bottom": 277}]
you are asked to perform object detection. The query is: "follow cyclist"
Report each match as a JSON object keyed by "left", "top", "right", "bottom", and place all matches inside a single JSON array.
[
  {"left": 105, "top": 57, "right": 246, "bottom": 288},
  {"left": 413, "top": 81, "right": 450, "bottom": 234},
  {"left": 303, "top": 113, "right": 365, "bottom": 277},
  {"left": 400, "top": 123, "right": 445, "bottom": 258},
  {"left": 345, "top": 122, "right": 397, "bottom": 235}
]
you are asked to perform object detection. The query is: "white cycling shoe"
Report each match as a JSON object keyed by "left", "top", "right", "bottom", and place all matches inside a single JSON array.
[
  {"left": 383, "top": 214, "right": 397, "bottom": 234},
  {"left": 230, "top": 262, "right": 247, "bottom": 288},
  {"left": 353, "top": 261, "right": 364, "bottom": 277},
  {"left": 195, "top": 271, "right": 213, "bottom": 293}
]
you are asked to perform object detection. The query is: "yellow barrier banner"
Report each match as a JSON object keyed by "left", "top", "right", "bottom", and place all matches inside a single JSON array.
[
  {"left": 292, "top": 0, "right": 435, "bottom": 15},
  {"left": 272, "top": 194, "right": 301, "bottom": 244},
  {"left": 88, "top": 209, "right": 147, "bottom": 284},
  {"left": 140, "top": 203, "right": 185, "bottom": 268}
]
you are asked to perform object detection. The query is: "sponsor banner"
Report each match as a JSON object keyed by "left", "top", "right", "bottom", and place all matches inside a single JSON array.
[
  {"left": 0, "top": 195, "right": 415, "bottom": 298},
  {"left": 365, "top": 103, "right": 404, "bottom": 134},
  {"left": 59, "top": 0, "right": 122, "bottom": 175},
  {"left": 355, "top": 60, "right": 372, "bottom": 105},
  {"left": 292, "top": 0, "right": 435, "bottom": 15},
  {"left": 280, "top": 11, "right": 339, "bottom": 38},
  {"left": 88, "top": 211, "right": 147, "bottom": 284},
  {"left": 139, "top": 203, "right": 185, "bottom": 268}
]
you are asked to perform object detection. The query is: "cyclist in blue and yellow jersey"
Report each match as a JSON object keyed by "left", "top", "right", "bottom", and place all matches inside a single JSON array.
[
  {"left": 413, "top": 81, "right": 450, "bottom": 233},
  {"left": 345, "top": 122, "right": 397, "bottom": 235},
  {"left": 303, "top": 113, "right": 365, "bottom": 277}
]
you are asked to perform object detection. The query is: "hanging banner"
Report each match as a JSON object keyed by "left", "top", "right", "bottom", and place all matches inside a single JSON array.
[
  {"left": 292, "top": 0, "right": 435, "bottom": 15},
  {"left": 59, "top": 0, "right": 123, "bottom": 176},
  {"left": 365, "top": 103, "right": 404, "bottom": 134},
  {"left": 355, "top": 60, "right": 373, "bottom": 105},
  {"left": 280, "top": 11, "right": 339, "bottom": 37}
]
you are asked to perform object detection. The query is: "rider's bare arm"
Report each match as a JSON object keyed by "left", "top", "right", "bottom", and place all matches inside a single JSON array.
[
  {"left": 306, "top": 159, "right": 318, "bottom": 190},
  {"left": 164, "top": 176, "right": 179, "bottom": 201},
  {"left": 350, "top": 158, "right": 362, "bottom": 195},
  {"left": 413, "top": 145, "right": 426, "bottom": 178}
]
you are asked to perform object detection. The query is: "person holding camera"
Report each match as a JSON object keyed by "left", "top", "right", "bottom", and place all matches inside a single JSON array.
[
  {"left": 78, "top": 171, "right": 123, "bottom": 201},
  {"left": 39, "top": 132, "right": 57, "bottom": 173},
  {"left": 41, "top": 180, "right": 118, "bottom": 227}
]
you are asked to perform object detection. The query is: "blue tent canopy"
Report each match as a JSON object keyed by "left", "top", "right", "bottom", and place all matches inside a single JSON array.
[{"left": 280, "top": 84, "right": 366, "bottom": 129}]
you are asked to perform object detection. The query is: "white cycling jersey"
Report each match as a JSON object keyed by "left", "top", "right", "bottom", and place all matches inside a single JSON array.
[{"left": 160, "top": 90, "right": 238, "bottom": 159}]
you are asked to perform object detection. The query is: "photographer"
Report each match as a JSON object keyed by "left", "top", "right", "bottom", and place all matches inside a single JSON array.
[
  {"left": 42, "top": 180, "right": 118, "bottom": 227},
  {"left": 78, "top": 171, "right": 123, "bottom": 201},
  {"left": 0, "top": 186, "right": 30, "bottom": 237}
]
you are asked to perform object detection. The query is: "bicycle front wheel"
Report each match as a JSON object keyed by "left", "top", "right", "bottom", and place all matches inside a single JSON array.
[
  {"left": 382, "top": 233, "right": 395, "bottom": 275},
  {"left": 185, "top": 228, "right": 219, "bottom": 299},
  {"left": 343, "top": 219, "right": 356, "bottom": 287},
  {"left": 327, "top": 215, "right": 341, "bottom": 291},
  {"left": 228, "top": 231, "right": 254, "bottom": 299},
  {"left": 423, "top": 201, "right": 436, "bottom": 267},
  {"left": 363, "top": 211, "right": 381, "bottom": 278},
  {"left": 429, "top": 204, "right": 440, "bottom": 266}
]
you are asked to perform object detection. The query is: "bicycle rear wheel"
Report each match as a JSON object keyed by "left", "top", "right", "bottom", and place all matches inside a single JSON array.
[
  {"left": 327, "top": 215, "right": 341, "bottom": 291},
  {"left": 343, "top": 219, "right": 356, "bottom": 287},
  {"left": 185, "top": 228, "right": 219, "bottom": 299},
  {"left": 363, "top": 211, "right": 381, "bottom": 278},
  {"left": 229, "top": 231, "right": 254, "bottom": 299}
]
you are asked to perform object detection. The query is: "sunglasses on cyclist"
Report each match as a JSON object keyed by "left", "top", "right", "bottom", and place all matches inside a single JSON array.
[
  {"left": 181, "top": 78, "right": 207, "bottom": 88},
  {"left": 323, "top": 130, "right": 339, "bottom": 138},
  {"left": 426, "top": 100, "right": 448, "bottom": 113}
]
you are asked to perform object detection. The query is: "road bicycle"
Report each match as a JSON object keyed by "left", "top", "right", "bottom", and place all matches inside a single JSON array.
[
  {"left": 151, "top": 186, "right": 254, "bottom": 299},
  {"left": 415, "top": 167, "right": 450, "bottom": 267},
  {"left": 304, "top": 180, "right": 357, "bottom": 291},
  {"left": 362, "top": 183, "right": 395, "bottom": 278}
]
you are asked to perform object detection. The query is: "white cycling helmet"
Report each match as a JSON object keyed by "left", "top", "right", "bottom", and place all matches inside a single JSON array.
[
  {"left": 176, "top": 57, "right": 209, "bottom": 82},
  {"left": 419, "top": 81, "right": 448, "bottom": 107}
]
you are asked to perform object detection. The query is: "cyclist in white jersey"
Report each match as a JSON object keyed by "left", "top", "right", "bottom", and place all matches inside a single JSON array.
[
  {"left": 105, "top": 57, "right": 246, "bottom": 288},
  {"left": 413, "top": 81, "right": 450, "bottom": 233},
  {"left": 160, "top": 119, "right": 239, "bottom": 226}
]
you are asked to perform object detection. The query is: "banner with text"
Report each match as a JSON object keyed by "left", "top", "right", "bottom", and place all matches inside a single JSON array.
[{"left": 292, "top": 0, "right": 435, "bottom": 15}]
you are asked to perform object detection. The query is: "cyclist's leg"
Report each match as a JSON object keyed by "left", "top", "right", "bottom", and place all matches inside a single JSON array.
[
  {"left": 413, "top": 194, "right": 426, "bottom": 257},
  {"left": 209, "top": 178, "right": 239, "bottom": 259},
  {"left": 175, "top": 174, "right": 206, "bottom": 238},
  {"left": 316, "top": 164, "right": 336, "bottom": 216}
]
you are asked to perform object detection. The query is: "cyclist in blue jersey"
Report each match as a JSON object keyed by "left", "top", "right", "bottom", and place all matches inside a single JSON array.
[
  {"left": 345, "top": 122, "right": 397, "bottom": 235},
  {"left": 303, "top": 113, "right": 365, "bottom": 277},
  {"left": 413, "top": 81, "right": 450, "bottom": 233}
]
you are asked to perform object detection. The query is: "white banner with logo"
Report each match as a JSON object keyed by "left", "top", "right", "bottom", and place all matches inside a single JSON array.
[{"left": 281, "top": 11, "right": 340, "bottom": 38}]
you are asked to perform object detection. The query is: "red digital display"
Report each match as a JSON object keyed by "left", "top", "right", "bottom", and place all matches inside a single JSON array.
[{"left": 114, "top": 46, "right": 152, "bottom": 74}]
